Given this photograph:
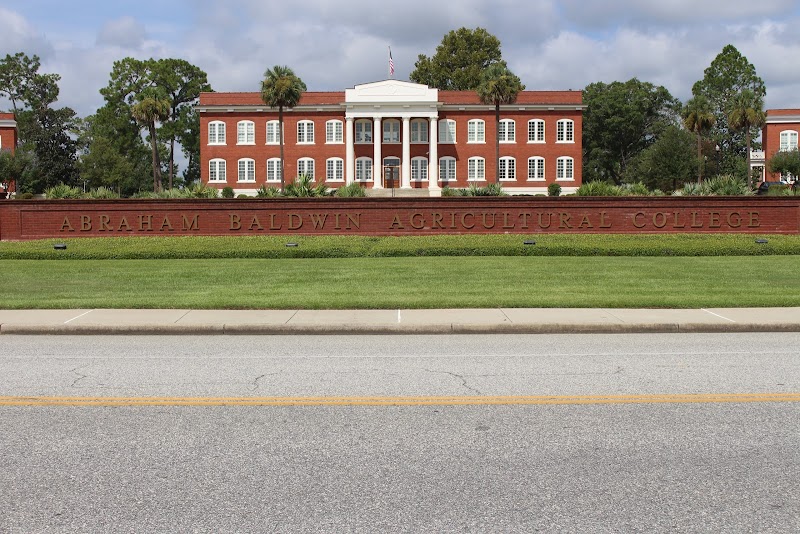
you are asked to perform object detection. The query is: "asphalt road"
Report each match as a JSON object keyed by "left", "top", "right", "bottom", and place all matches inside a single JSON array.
[{"left": 2, "top": 333, "right": 799, "bottom": 533}]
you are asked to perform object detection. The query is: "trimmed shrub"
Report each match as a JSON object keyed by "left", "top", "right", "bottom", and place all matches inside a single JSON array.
[
  {"left": 256, "top": 185, "right": 281, "bottom": 198},
  {"left": 221, "top": 186, "right": 235, "bottom": 198},
  {"left": 86, "top": 187, "right": 120, "bottom": 199},
  {"left": 335, "top": 183, "right": 367, "bottom": 197},
  {"left": 284, "top": 174, "right": 330, "bottom": 197},
  {"left": 237, "top": 194, "right": 250, "bottom": 198},
  {"left": 547, "top": 183, "right": 561, "bottom": 197},
  {"left": 45, "top": 183, "right": 84, "bottom": 199}
]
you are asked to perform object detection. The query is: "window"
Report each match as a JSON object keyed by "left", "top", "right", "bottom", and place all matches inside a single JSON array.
[
  {"left": 297, "top": 120, "right": 314, "bottom": 144},
  {"left": 528, "top": 119, "right": 545, "bottom": 143},
  {"left": 209, "top": 159, "right": 226, "bottom": 182},
  {"left": 208, "top": 121, "right": 226, "bottom": 145},
  {"left": 780, "top": 130, "right": 798, "bottom": 151},
  {"left": 238, "top": 158, "right": 255, "bottom": 182},
  {"left": 557, "top": 119, "right": 574, "bottom": 143},
  {"left": 355, "top": 120, "right": 372, "bottom": 143},
  {"left": 326, "top": 158, "right": 344, "bottom": 182},
  {"left": 326, "top": 120, "right": 343, "bottom": 144},
  {"left": 528, "top": 157, "right": 545, "bottom": 181},
  {"left": 411, "top": 157, "right": 428, "bottom": 181},
  {"left": 356, "top": 157, "right": 373, "bottom": 181},
  {"left": 266, "top": 120, "right": 280, "bottom": 144},
  {"left": 557, "top": 156, "right": 574, "bottom": 180},
  {"left": 411, "top": 119, "right": 428, "bottom": 143},
  {"left": 297, "top": 157, "right": 315, "bottom": 178},
  {"left": 439, "top": 157, "right": 456, "bottom": 182},
  {"left": 468, "top": 119, "right": 485, "bottom": 143},
  {"left": 499, "top": 156, "right": 516, "bottom": 181},
  {"left": 267, "top": 158, "right": 282, "bottom": 183},
  {"left": 237, "top": 121, "right": 255, "bottom": 144},
  {"left": 383, "top": 119, "right": 400, "bottom": 143},
  {"left": 498, "top": 119, "right": 515, "bottom": 142},
  {"left": 439, "top": 119, "right": 456, "bottom": 144},
  {"left": 468, "top": 157, "right": 485, "bottom": 181}
]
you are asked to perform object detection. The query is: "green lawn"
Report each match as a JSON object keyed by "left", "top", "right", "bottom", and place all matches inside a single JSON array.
[{"left": 3, "top": 256, "right": 798, "bottom": 309}]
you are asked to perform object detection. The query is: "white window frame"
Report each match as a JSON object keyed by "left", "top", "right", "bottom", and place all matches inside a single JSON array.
[
  {"left": 355, "top": 120, "right": 372, "bottom": 144},
  {"left": 267, "top": 158, "right": 282, "bottom": 183},
  {"left": 467, "top": 119, "right": 485, "bottom": 143},
  {"left": 557, "top": 119, "right": 574, "bottom": 143},
  {"left": 297, "top": 120, "right": 315, "bottom": 144},
  {"left": 237, "top": 120, "right": 255, "bottom": 145},
  {"left": 297, "top": 157, "right": 315, "bottom": 179},
  {"left": 468, "top": 157, "right": 485, "bottom": 181},
  {"left": 326, "top": 120, "right": 343, "bottom": 144},
  {"left": 266, "top": 120, "right": 280, "bottom": 145},
  {"left": 498, "top": 156, "right": 516, "bottom": 181},
  {"left": 498, "top": 119, "right": 515, "bottom": 143},
  {"left": 383, "top": 119, "right": 400, "bottom": 143},
  {"left": 439, "top": 119, "right": 456, "bottom": 144},
  {"left": 208, "top": 121, "right": 226, "bottom": 145},
  {"left": 528, "top": 119, "right": 545, "bottom": 143},
  {"left": 557, "top": 156, "right": 574, "bottom": 181},
  {"left": 780, "top": 130, "right": 798, "bottom": 151},
  {"left": 208, "top": 159, "right": 226, "bottom": 182},
  {"left": 411, "top": 157, "right": 428, "bottom": 181},
  {"left": 527, "top": 157, "right": 545, "bottom": 181},
  {"left": 355, "top": 157, "right": 373, "bottom": 181},
  {"left": 411, "top": 119, "right": 428, "bottom": 143},
  {"left": 238, "top": 158, "right": 255, "bottom": 182},
  {"left": 326, "top": 158, "right": 344, "bottom": 182},
  {"left": 439, "top": 157, "right": 456, "bottom": 182}
]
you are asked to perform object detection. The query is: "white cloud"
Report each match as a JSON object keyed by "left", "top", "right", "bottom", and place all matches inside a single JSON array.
[{"left": 96, "top": 17, "right": 146, "bottom": 49}]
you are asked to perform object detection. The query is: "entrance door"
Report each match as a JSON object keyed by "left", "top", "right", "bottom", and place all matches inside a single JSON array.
[{"left": 383, "top": 157, "right": 401, "bottom": 189}]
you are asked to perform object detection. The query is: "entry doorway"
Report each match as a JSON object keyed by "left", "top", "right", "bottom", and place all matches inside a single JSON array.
[{"left": 383, "top": 157, "right": 401, "bottom": 191}]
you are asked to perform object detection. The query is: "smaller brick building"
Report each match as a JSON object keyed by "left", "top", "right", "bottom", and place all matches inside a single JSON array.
[
  {"left": 198, "top": 80, "right": 585, "bottom": 196},
  {"left": 0, "top": 112, "right": 17, "bottom": 197},
  {"left": 758, "top": 109, "right": 800, "bottom": 182}
]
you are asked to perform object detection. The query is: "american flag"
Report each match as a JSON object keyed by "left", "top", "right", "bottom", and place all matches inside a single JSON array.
[{"left": 388, "top": 47, "right": 394, "bottom": 77}]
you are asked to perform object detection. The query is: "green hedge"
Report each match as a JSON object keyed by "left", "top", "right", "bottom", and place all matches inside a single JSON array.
[{"left": 1, "top": 234, "right": 798, "bottom": 260}]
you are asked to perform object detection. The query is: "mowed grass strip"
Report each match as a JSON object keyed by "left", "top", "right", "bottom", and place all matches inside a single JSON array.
[{"left": 2, "top": 256, "right": 799, "bottom": 309}]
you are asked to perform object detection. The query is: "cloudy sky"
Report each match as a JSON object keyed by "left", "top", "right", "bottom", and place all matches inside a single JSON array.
[{"left": 2, "top": 0, "right": 800, "bottom": 118}]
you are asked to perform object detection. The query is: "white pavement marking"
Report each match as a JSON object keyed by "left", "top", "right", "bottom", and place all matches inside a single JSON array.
[
  {"left": 398, "top": 310, "right": 402, "bottom": 323},
  {"left": 63, "top": 310, "right": 93, "bottom": 324},
  {"left": 702, "top": 309, "right": 737, "bottom": 323}
]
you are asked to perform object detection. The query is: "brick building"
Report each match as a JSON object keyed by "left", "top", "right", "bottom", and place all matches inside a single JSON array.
[
  {"left": 0, "top": 112, "right": 18, "bottom": 197},
  {"left": 198, "top": 80, "right": 584, "bottom": 196},
  {"left": 756, "top": 109, "right": 800, "bottom": 182}
]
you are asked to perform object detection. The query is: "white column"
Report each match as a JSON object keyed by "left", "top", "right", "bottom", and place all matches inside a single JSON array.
[
  {"left": 428, "top": 117, "right": 439, "bottom": 193},
  {"left": 345, "top": 117, "right": 355, "bottom": 184},
  {"left": 401, "top": 117, "right": 411, "bottom": 189},
  {"left": 373, "top": 117, "right": 382, "bottom": 189}
]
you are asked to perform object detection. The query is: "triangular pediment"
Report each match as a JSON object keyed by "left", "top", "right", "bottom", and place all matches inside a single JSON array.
[{"left": 346, "top": 80, "right": 438, "bottom": 103}]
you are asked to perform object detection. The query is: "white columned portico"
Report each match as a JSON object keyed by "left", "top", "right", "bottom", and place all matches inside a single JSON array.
[
  {"left": 428, "top": 117, "right": 439, "bottom": 193},
  {"left": 373, "top": 117, "right": 383, "bottom": 189},
  {"left": 345, "top": 117, "right": 355, "bottom": 184},
  {"left": 401, "top": 117, "right": 411, "bottom": 189}
]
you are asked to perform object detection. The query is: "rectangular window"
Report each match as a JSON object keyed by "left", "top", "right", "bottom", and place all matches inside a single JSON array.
[
  {"left": 411, "top": 120, "right": 428, "bottom": 143},
  {"left": 411, "top": 158, "right": 428, "bottom": 181},
  {"left": 499, "top": 157, "right": 515, "bottom": 181},
  {"left": 238, "top": 159, "right": 255, "bottom": 182},
  {"left": 326, "top": 121, "right": 343, "bottom": 143},
  {"left": 439, "top": 158, "right": 456, "bottom": 181},
  {"left": 297, "top": 121, "right": 314, "bottom": 144},
  {"left": 383, "top": 120, "right": 400, "bottom": 143},
  {"left": 209, "top": 122, "right": 226, "bottom": 144},
  {"left": 499, "top": 120, "right": 515, "bottom": 142},
  {"left": 468, "top": 120, "right": 485, "bottom": 143},
  {"left": 557, "top": 157, "right": 574, "bottom": 180},
  {"left": 356, "top": 158, "right": 373, "bottom": 181},
  {"left": 468, "top": 158, "right": 484, "bottom": 181},
  {"left": 528, "top": 120, "right": 544, "bottom": 143},
  {"left": 298, "top": 158, "right": 315, "bottom": 178},
  {"left": 237, "top": 121, "right": 254, "bottom": 144},
  {"left": 780, "top": 131, "right": 798, "bottom": 151},
  {"left": 557, "top": 120, "right": 574, "bottom": 142},
  {"left": 209, "top": 160, "right": 226, "bottom": 182},
  {"left": 327, "top": 159, "right": 343, "bottom": 181},
  {"left": 267, "top": 159, "right": 282, "bottom": 182},
  {"left": 439, "top": 120, "right": 456, "bottom": 144},
  {"left": 355, "top": 121, "right": 372, "bottom": 143},
  {"left": 266, "top": 121, "right": 280, "bottom": 144},
  {"left": 528, "top": 158, "right": 544, "bottom": 181}
]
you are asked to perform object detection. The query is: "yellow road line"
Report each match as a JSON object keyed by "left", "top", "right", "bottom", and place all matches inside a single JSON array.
[{"left": 1, "top": 393, "right": 800, "bottom": 407}]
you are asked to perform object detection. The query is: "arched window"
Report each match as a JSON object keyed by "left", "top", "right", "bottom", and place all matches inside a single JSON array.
[
  {"left": 411, "top": 157, "right": 428, "bottom": 181},
  {"left": 439, "top": 157, "right": 456, "bottom": 182},
  {"left": 411, "top": 119, "right": 428, "bottom": 143},
  {"left": 238, "top": 158, "right": 255, "bottom": 182},
  {"left": 557, "top": 156, "right": 574, "bottom": 180},
  {"left": 468, "top": 119, "right": 485, "bottom": 143},
  {"left": 208, "top": 159, "right": 226, "bottom": 182},
  {"left": 439, "top": 119, "right": 456, "bottom": 144},
  {"left": 297, "top": 157, "right": 315, "bottom": 178},
  {"left": 355, "top": 120, "right": 372, "bottom": 143},
  {"left": 780, "top": 130, "right": 798, "bottom": 151},
  {"left": 355, "top": 157, "right": 373, "bottom": 181},
  {"left": 266, "top": 120, "right": 280, "bottom": 144},
  {"left": 266, "top": 158, "right": 282, "bottom": 183},
  {"left": 498, "top": 119, "right": 515, "bottom": 142},
  {"left": 326, "top": 158, "right": 344, "bottom": 182},
  {"left": 468, "top": 157, "right": 485, "bottom": 181},
  {"left": 528, "top": 119, "right": 545, "bottom": 143},
  {"left": 297, "top": 120, "right": 314, "bottom": 144},
  {"left": 208, "top": 121, "right": 226, "bottom": 145},
  {"left": 499, "top": 156, "right": 516, "bottom": 181},
  {"left": 237, "top": 121, "right": 255, "bottom": 144},
  {"left": 527, "top": 157, "right": 545, "bottom": 181},
  {"left": 383, "top": 119, "right": 400, "bottom": 143},
  {"left": 326, "top": 120, "right": 343, "bottom": 144},
  {"left": 557, "top": 119, "right": 574, "bottom": 143}
]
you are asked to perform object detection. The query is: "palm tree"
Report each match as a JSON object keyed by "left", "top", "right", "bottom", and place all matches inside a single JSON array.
[
  {"left": 728, "top": 89, "right": 766, "bottom": 189},
  {"left": 260, "top": 66, "right": 307, "bottom": 192},
  {"left": 476, "top": 63, "right": 525, "bottom": 183},
  {"left": 682, "top": 95, "right": 716, "bottom": 184},
  {"left": 131, "top": 94, "right": 171, "bottom": 193}
]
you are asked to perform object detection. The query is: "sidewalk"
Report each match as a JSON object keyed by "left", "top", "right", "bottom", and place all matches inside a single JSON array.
[{"left": 0, "top": 308, "right": 798, "bottom": 335}]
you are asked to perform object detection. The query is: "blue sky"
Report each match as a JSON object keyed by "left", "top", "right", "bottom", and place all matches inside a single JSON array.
[{"left": 2, "top": 0, "right": 800, "bottom": 117}]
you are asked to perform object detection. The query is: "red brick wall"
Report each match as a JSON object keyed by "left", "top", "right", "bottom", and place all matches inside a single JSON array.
[
  {"left": 2, "top": 197, "right": 798, "bottom": 240},
  {"left": 762, "top": 111, "right": 800, "bottom": 181}
]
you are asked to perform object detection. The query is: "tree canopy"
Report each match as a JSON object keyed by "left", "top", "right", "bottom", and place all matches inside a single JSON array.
[
  {"left": 410, "top": 27, "right": 503, "bottom": 90},
  {"left": 477, "top": 62, "right": 524, "bottom": 182},
  {"left": 261, "top": 65, "right": 306, "bottom": 191}
]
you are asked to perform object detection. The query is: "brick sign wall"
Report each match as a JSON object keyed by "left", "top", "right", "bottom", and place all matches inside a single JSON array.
[{"left": 1, "top": 197, "right": 798, "bottom": 241}]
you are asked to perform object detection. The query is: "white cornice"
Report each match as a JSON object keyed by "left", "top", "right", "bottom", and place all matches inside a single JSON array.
[
  {"left": 767, "top": 115, "right": 800, "bottom": 124},
  {"left": 0, "top": 119, "right": 17, "bottom": 128}
]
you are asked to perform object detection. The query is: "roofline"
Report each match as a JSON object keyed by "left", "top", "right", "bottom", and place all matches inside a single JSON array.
[{"left": 197, "top": 102, "right": 587, "bottom": 114}]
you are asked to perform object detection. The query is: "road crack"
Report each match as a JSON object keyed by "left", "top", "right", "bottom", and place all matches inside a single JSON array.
[{"left": 423, "top": 368, "right": 483, "bottom": 395}]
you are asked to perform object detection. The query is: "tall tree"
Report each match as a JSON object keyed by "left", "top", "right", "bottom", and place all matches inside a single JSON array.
[
  {"left": 0, "top": 52, "right": 41, "bottom": 114},
  {"left": 623, "top": 125, "right": 697, "bottom": 192},
  {"left": 131, "top": 90, "right": 171, "bottom": 193},
  {"left": 691, "top": 44, "right": 765, "bottom": 176},
  {"left": 260, "top": 65, "right": 306, "bottom": 192},
  {"left": 476, "top": 62, "right": 524, "bottom": 183},
  {"left": 410, "top": 27, "right": 503, "bottom": 90},
  {"left": 727, "top": 88, "right": 766, "bottom": 188},
  {"left": 682, "top": 95, "right": 716, "bottom": 183},
  {"left": 582, "top": 79, "right": 680, "bottom": 184}
]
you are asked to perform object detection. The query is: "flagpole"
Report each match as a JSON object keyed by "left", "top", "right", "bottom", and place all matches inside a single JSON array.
[{"left": 388, "top": 46, "right": 394, "bottom": 79}]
